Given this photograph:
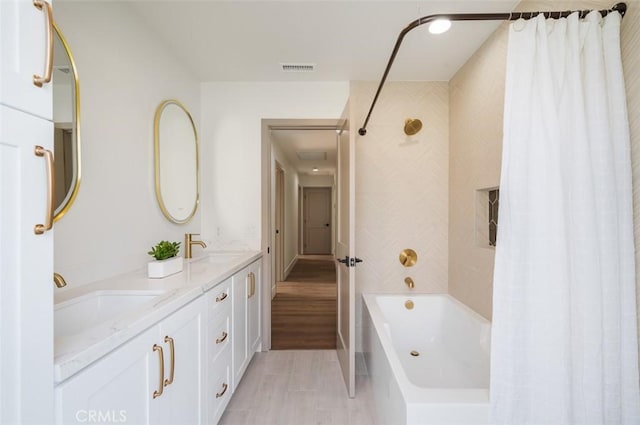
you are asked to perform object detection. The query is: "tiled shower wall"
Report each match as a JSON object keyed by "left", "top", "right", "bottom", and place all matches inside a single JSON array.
[
  {"left": 351, "top": 81, "right": 449, "bottom": 350},
  {"left": 448, "top": 0, "right": 640, "bottom": 350}
]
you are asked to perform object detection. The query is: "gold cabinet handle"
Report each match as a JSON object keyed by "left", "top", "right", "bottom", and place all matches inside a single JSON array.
[
  {"left": 215, "top": 331, "right": 228, "bottom": 344},
  {"left": 215, "top": 383, "right": 228, "bottom": 399},
  {"left": 252, "top": 272, "right": 256, "bottom": 297},
  {"left": 163, "top": 336, "right": 175, "bottom": 387},
  {"left": 215, "top": 292, "right": 228, "bottom": 303},
  {"left": 246, "top": 273, "right": 251, "bottom": 299},
  {"left": 34, "top": 146, "right": 54, "bottom": 235},
  {"left": 32, "top": 0, "right": 53, "bottom": 87},
  {"left": 152, "top": 344, "right": 164, "bottom": 399}
]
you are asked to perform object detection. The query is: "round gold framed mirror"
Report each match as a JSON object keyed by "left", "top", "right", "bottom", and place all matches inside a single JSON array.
[
  {"left": 153, "top": 100, "right": 199, "bottom": 224},
  {"left": 53, "top": 22, "right": 81, "bottom": 221}
]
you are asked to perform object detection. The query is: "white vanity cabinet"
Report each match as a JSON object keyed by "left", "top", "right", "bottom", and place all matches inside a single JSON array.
[
  {"left": 1, "top": 1, "right": 55, "bottom": 422},
  {"left": 55, "top": 297, "right": 205, "bottom": 425},
  {"left": 206, "top": 279, "right": 233, "bottom": 424},
  {"left": 232, "top": 259, "right": 262, "bottom": 388},
  {"left": 0, "top": 0, "right": 53, "bottom": 120}
]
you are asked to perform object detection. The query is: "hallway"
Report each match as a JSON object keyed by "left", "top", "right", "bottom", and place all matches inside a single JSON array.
[{"left": 271, "top": 256, "right": 337, "bottom": 349}]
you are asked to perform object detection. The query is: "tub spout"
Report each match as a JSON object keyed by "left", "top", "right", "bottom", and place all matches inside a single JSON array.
[{"left": 404, "top": 277, "right": 414, "bottom": 289}]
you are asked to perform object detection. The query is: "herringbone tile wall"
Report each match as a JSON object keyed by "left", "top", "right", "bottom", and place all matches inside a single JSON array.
[
  {"left": 350, "top": 81, "right": 449, "bottom": 350},
  {"left": 449, "top": 0, "right": 640, "bottom": 344}
]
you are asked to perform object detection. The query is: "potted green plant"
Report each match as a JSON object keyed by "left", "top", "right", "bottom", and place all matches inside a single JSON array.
[{"left": 147, "top": 240, "right": 183, "bottom": 278}]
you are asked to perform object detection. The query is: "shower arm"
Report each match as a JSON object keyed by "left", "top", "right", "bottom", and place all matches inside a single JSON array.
[{"left": 357, "top": 2, "right": 627, "bottom": 136}]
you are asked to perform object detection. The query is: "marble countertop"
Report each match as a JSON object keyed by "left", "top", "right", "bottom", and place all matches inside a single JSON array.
[{"left": 54, "top": 250, "right": 262, "bottom": 384}]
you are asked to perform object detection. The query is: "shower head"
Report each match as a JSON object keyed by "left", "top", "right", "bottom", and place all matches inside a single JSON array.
[{"left": 404, "top": 118, "right": 423, "bottom": 136}]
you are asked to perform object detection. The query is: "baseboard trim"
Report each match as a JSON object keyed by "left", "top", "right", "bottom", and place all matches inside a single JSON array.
[{"left": 284, "top": 256, "right": 298, "bottom": 280}]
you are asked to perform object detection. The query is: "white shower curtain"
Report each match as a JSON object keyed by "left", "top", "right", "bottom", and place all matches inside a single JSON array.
[{"left": 490, "top": 10, "right": 640, "bottom": 425}]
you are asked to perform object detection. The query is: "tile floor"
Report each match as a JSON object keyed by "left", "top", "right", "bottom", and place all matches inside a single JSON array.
[{"left": 219, "top": 350, "right": 379, "bottom": 425}]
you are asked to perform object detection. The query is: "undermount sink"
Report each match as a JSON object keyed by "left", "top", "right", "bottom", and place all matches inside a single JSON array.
[
  {"left": 191, "top": 253, "right": 242, "bottom": 264},
  {"left": 55, "top": 290, "right": 165, "bottom": 339}
]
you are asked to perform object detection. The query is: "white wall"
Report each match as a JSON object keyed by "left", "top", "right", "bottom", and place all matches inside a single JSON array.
[
  {"left": 271, "top": 142, "right": 300, "bottom": 274},
  {"left": 200, "top": 82, "right": 349, "bottom": 250},
  {"left": 53, "top": 2, "right": 201, "bottom": 288},
  {"left": 351, "top": 81, "right": 450, "bottom": 350},
  {"left": 299, "top": 174, "right": 335, "bottom": 187}
]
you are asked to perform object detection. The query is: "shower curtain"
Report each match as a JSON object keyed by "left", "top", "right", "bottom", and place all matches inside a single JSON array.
[{"left": 490, "top": 10, "right": 640, "bottom": 425}]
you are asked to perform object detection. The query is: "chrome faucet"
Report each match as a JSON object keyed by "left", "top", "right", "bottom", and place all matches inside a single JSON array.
[
  {"left": 54, "top": 272, "right": 67, "bottom": 288},
  {"left": 185, "top": 233, "right": 207, "bottom": 259},
  {"left": 404, "top": 277, "right": 415, "bottom": 289}
]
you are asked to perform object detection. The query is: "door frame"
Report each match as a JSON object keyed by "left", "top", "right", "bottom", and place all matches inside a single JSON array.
[
  {"left": 260, "top": 119, "right": 342, "bottom": 351},
  {"left": 274, "top": 161, "right": 285, "bottom": 282}
]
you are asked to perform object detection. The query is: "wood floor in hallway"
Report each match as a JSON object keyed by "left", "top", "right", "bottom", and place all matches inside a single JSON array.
[{"left": 271, "top": 256, "right": 336, "bottom": 349}]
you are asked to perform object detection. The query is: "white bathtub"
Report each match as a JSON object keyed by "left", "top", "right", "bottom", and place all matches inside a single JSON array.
[{"left": 362, "top": 294, "right": 491, "bottom": 425}]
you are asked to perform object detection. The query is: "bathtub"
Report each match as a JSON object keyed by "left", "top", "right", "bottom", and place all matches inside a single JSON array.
[{"left": 362, "top": 294, "right": 491, "bottom": 425}]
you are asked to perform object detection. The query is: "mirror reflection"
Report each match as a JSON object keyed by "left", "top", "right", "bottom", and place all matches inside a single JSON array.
[
  {"left": 53, "top": 23, "right": 81, "bottom": 221},
  {"left": 154, "top": 100, "right": 199, "bottom": 224}
]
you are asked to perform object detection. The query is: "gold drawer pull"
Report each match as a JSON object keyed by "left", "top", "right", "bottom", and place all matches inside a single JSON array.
[
  {"left": 215, "top": 292, "right": 228, "bottom": 303},
  {"left": 163, "top": 336, "right": 175, "bottom": 387},
  {"left": 34, "top": 146, "right": 54, "bottom": 235},
  {"left": 32, "top": 0, "right": 53, "bottom": 87},
  {"left": 152, "top": 344, "right": 164, "bottom": 399},
  {"left": 215, "top": 383, "right": 228, "bottom": 399},
  {"left": 215, "top": 331, "right": 228, "bottom": 344}
]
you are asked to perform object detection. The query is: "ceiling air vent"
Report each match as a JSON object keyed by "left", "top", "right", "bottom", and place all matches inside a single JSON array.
[{"left": 281, "top": 63, "right": 315, "bottom": 73}]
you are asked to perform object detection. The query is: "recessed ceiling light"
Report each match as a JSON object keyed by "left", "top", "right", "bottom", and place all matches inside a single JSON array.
[
  {"left": 312, "top": 167, "right": 319, "bottom": 172},
  {"left": 428, "top": 19, "right": 451, "bottom": 34}
]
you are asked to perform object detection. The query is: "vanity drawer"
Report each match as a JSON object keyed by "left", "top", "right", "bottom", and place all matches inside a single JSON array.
[
  {"left": 208, "top": 278, "right": 231, "bottom": 317},
  {"left": 208, "top": 346, "right": 232, "bottom": 425},
  {"left": 208, "top": 314, "right": 231, "bottom": 363}
]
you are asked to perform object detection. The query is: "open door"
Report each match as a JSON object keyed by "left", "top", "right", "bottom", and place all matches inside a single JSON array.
[{"left": 335, "top": 102, "right": 355, "bottom": 397}]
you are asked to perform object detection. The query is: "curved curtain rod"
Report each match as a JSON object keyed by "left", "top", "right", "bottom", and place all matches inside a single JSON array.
[{"left": 358, "top": 2, "right": 627, "bottom": 136}]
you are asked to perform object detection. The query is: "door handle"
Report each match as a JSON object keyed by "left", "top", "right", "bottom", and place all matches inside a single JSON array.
[
  {"left": 215, "top": 383, "right": 228, "bottom": 399},
  {"left": 152, "top": 344, "right": 164, "bottom": 399},
  {"left": 34, "top": 146, "right": 54, "bottom": 235},
  {"left": 216, "top": 331, "right": 228, "bottom": 344},
  {"left": 325, "top": 223, "right": 330, "bottom": 227},
  {"left": 163, "top": 336, "right": 175, "bottom": 387},
  {"left": 215, "top": 292, "right": 228, "bottom": 303},
  {"left": 32, "top": 0, "right": 54, "bottom": 87},
  {"left": 337, "top": 256, "right": 349, "bottom": 265}
]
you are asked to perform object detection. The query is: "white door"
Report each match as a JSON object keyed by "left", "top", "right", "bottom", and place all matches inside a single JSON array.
[
  {"left": 1, "top": 104, "right": 54, "bottom": 423},
  {"left": 335, "top": 103, "right": 356, "bottom": 397},
  {"left": 55, "top": 327, "right": 159, "bottom": 425},
  {"left": 0, "top": 0, "right": 53, "bottom": 120},
  {"left": 303, "top": 187, "right": 332, "bottom": 254},
  {"left": 232, "top": 267, "right": 249, "bottom": 387},
  {"left": 157, "top": 298, "right": 205, "bottom": 425},
  {"left": 247, "top": 261, "right": 261, "bottom": 353}
]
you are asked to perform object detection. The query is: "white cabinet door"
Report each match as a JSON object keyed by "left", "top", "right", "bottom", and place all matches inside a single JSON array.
[
  {"left": 232, "top": 267, "right": 249, "bottom": 388},
  {"left": 231, "top": 260, "right": 262, "bottom": 389},
  {"left": 156, "top": 297, "right": 205, "bottom": 425},
  {"left": 247, "top": 261, "right": 261, "bottom": 354},
  {"left": 55, "top": 327, "right": 159, "bottom": 425},
  {"left": 0, "top": 104, "right": 54, "bottom": 424},
  {"left": 0, "top": 0, "right": 53, "bottom": 120},
  {"left": 55, "top": 298, "right": 205, "bottom": 425}
]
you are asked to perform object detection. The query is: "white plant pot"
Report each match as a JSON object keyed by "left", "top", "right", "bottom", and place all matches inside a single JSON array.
[{"left": 148, "top": 256, "right": 183, "bottom": 279}]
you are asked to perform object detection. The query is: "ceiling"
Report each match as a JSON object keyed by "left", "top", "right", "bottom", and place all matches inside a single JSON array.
[
  {"left": 122, "top": 1, "right": 522, "bottom": 177},
  {"left": 127, "top": 0, "right": 521, "bottom": 82},
  {"left": 269, "top": 120, "right": 340, "bottom": 176}
]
